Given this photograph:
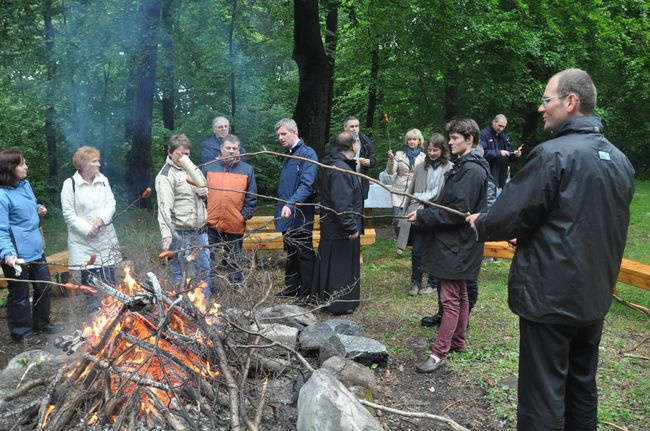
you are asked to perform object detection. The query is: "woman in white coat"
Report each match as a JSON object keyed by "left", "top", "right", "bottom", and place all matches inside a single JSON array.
[
  {"left": 61, "top": 146, "right": 121, "bottom": 311},
  {"left": 385, "top": 128, "right": 426, "bottom": 238}
]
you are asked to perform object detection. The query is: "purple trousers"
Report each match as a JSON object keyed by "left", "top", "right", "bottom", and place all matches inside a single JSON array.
[{"left": 432, "top": 279, "right": 469, "bottom": 359}]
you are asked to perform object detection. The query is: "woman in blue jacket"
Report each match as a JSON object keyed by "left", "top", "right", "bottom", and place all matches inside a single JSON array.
[{"left": 0, "top": 149, "right": 60, "bottom": 344}]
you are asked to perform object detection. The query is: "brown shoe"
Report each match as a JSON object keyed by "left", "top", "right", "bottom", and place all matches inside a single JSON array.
[{"left": 415, "top": 355, "right": 447, "bottom": 373}]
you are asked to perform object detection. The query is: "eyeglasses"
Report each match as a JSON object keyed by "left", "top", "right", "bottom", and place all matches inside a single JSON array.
[{"left": 541, "top": 94, "right": 568, "bottom": 107}]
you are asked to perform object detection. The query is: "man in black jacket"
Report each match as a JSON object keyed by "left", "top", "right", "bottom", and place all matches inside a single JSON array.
[{"left": 468, "top": 69, "right": 635, "bottom": 430}]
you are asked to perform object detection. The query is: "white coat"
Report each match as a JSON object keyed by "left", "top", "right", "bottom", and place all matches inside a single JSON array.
[
  {"left": 385, "top": 150, "right": 426, "bottom": 207},
  {"left": 61, "top": 172, "right": 122, "bottom": 267}
]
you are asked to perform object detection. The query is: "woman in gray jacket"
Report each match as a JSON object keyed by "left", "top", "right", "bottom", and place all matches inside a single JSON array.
[{"left": 397, "top": 134, "right": 452, "bottom": 296}]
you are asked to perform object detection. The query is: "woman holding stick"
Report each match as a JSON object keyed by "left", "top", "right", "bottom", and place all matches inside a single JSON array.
[
  {"left": 0, "top": 149, "right": 61, "bottom": 344},
  {"left": 61, "top": 146, "right": 122, "bottom": 312},
  {"left": 397, "top": 134, "right": 452, "bottom": 296},
  {"left": 155, "top": 134, "right": 211, "bottom": 293},
  {"left": 386, "top": 129, "right": 426, "bottom": 239}
]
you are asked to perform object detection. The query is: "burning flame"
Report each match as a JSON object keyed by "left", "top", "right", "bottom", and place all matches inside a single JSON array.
[
  {"left": 73, "top": 263, "right": 221, "bottom": 424},
  {"left": 41, "top": 405, "right": 55, "bottom": 429}
]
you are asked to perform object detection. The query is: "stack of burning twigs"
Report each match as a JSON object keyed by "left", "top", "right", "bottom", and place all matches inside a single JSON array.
[{"left": 27, "top": 265, "right": 274, "bottom": 431}]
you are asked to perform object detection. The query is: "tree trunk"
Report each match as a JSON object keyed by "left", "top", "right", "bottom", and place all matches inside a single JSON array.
[
  {"left": 127, "top": 0, "right": 161, "bottom": 203},
  {"left": 228, "top": 0, "right": 238, "bottom": 128},
  {"left": 160, "top": 0, "right": 175, "bottom": 131},
  {"left": 324, "top": 1, "right": 338, "bottom": 143},
  {"left": 291, "top": 0, "right": 337, "bottom": 157},
  {"left": 43, "top": 0, "right": 57, "bottom": 177},
  {"left": 443, "top": 65, "right": 459, "bottom": 120},
  {"left": 520, "top": 104, "right": 540, "bottom": 147},
  {"left": 365, "top": 48, "right": 379, "bottom": 132}
]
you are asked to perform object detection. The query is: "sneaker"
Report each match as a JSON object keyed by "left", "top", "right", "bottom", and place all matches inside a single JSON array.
[
  {"left": 418, "top": 287, "right": 435, "bottom": 296},
  {"left": 396, "top": 248, "right": 404, "bottom": 256},
  {"left": 415, "top": 354, "right": 447, "bottom": 373},
  {"left": 420, "top": 314, "right": 443, "bottom": 327},
  {"left": 408, "top": 285, "right": 419, "bottom": 296}
]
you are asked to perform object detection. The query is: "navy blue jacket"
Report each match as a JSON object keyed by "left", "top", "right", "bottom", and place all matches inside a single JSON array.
[
  {"left": 200, "top": 135, "right": 248, "bottom": 165},
  {"left": 479, "top": 125, "right": 516, "bottom": 188},
  {"left": 274, "top": 140, "right": 319, "bottom": 232}
]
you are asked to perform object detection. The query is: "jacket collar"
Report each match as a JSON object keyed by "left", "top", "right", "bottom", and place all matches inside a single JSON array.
[
  {"left": 552, "top": 116, "right": 604, "bottom": 139},
  {"left": 289, "top": 139, "right": 304, "bottom": 154},
  {"left": 73, "top": 171, "right": 108, "bottom": 186}
]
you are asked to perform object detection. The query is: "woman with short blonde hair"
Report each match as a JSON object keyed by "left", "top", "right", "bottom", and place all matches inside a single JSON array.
[{"left": 385, "top": 128, "right": 427, "bottom": 239}]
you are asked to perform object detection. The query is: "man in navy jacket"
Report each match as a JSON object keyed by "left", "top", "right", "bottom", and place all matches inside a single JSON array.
[
  {"left": 479, "top": 114, "right": 521, "bottom": 194},
  {"left": 274, "top": 118, "right": 318, "bottom": 298},
  {"left": 200, "top": 116, "right": 247, "bottom": 165}
]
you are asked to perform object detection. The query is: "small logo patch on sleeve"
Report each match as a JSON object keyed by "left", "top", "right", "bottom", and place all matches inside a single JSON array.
[{"left": 598, "top": 151, "right": 611, "bottom": 161}]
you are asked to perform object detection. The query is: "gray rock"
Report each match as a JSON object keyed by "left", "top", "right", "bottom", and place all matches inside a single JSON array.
[
  {"left": 297, "top": 369, "right": 383, "bottom": 431},
  {"left": 321, "top": 356, "right": 378, "bottom": 396},
  {"left": 318, "top": 334, "right": 346, "bottom": 363},
  {"left": 299, "top": 319, "right": 360, "bottom": 352},
  {"left": 250, "top": 323, "right": 299, "bottom": 350},
  {"left": 256, "top": 305, "right": 316, "bottom": 329},
  {"left": 339, "top": 335, "right": 388, "bottom": 367},
  {"left": 2, "top": 350, "right": 55, "bottom": 373}
]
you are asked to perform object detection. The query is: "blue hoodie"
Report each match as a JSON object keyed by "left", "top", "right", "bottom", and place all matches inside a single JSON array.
[{"left": 0, "top": 180, "right": 45, "bottom": 262}]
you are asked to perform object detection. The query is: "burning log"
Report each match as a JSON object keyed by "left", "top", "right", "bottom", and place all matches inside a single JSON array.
[{"left": 25, "top": 267, "right": 235, "bottom": 430}]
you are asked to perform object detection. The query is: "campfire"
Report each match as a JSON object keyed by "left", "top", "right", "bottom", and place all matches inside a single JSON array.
[{"left": 34, "top": 266, "right": 252, "bottom": 431}]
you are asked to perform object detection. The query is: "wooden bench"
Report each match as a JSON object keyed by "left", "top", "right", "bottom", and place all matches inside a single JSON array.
[
  {"left": 483, "top": 241, "right": 650, "bottom": 291},
  {"left": 243, "top": 215, "right": 376, "bottom": 264}
]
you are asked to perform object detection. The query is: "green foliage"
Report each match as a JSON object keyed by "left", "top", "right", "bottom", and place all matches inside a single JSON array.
[{"left": 0, "top": 0, "right": 648, "bottom": 206}]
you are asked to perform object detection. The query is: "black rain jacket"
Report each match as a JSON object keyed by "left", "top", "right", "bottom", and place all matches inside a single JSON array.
[
  {"left": 417, "top": 151, "right": 490, "bottom": 280},
  {"left": 475, "top": 116, "right": 635, "bottom": 325},
  {"left": 318, "top": 151, "right": 364, "bottom": 240}
]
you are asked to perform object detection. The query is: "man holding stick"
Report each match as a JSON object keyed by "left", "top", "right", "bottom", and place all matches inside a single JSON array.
[{"left": 467, "top": 69, "right": 635, "bottom": 430}]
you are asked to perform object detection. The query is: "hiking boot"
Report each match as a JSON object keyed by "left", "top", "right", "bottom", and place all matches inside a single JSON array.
[
  {"left": 418, "top": 287, "right": 435, "bottom": 296},
  {"left": 415, "top": 355, "right": 447, "bottom": 373}
]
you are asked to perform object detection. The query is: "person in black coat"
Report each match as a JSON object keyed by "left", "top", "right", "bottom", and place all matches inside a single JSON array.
[
  {"left": 468, "top": 69, "right": 635, "bottom": 430},
  {"left": 311, "top": 131, "right": 363, "bottom": 314},
  {"left": 407, "top": 118, "right": 489, "bottom": 374}
]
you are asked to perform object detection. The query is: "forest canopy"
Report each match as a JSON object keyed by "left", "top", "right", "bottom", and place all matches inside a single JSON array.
[{"left": 1, "top": 0, "right": 648, "bottom": 202}]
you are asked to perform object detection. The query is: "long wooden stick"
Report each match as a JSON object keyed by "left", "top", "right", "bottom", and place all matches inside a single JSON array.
[{"left": 202, "top": 149, "right": 467, "bottom": 218}]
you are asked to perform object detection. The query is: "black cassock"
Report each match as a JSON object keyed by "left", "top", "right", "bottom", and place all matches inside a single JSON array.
[{"left": 310, "top": 150, "right": 363, "bottom": 314}]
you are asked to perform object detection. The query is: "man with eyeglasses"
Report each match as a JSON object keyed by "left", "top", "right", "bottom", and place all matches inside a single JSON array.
[
  {"left": 479, "top": 114, "right": 521, "bottom": 195},
  {"left": 467, "top": 69, "right": 635, "bottom": 430}
]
